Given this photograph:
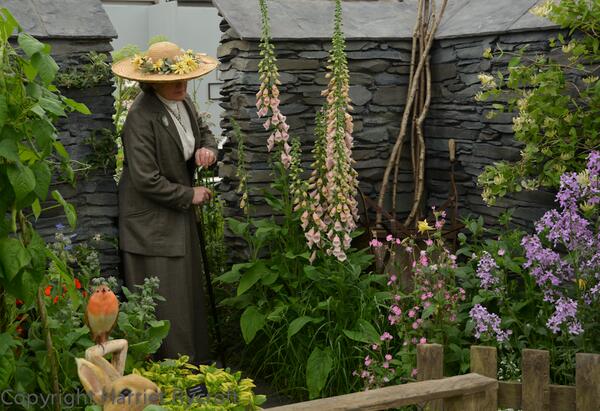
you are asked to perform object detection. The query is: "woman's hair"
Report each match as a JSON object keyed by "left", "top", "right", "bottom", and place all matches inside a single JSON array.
[{"left": 139, "top": 82, "right": 155, "bottom": 93}]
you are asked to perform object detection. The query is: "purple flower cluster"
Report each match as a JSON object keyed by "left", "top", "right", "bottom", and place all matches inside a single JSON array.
[
  {"left": 476, "top": 252, "right": 501, "bottom": 290},
  {"left": 469, "top": 304, "right": 512, "bottom": 343},
  {"left": 546, "top": 297, "right": 583, "bottom": 335},
  {"left": 521, "top": 151, "right": 600, "bottom": 336}
]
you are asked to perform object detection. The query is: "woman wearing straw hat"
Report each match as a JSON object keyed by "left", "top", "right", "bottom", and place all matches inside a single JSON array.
[{"left": 112, "top": 41, "right": 219, "bottom": 364}]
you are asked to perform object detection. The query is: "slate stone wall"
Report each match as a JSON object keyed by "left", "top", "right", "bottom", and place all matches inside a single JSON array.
[
  {"left": 34, "top": 39, "right": 119, "bottom": 276},
  {"left": 217, "top": 19, "right": 562, "bottom": 242}
]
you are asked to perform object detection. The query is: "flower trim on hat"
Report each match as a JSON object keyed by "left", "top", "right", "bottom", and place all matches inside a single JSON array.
[{"left": 132, "top": 49, "right": 208, "bottom": 75}]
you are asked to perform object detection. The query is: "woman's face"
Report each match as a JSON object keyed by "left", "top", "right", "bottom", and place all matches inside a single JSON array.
[{"left": 152, "top": 80, "right": 188, "bottom": 101}]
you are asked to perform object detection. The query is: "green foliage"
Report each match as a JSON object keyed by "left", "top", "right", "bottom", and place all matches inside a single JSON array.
[
  {"left": 455, "top": 209, "right": 596, "bottom": 385},
  {"left": 55, "top": 52, "right": 111, "bottom": 89},
  {"left": 83, "top": 128, "right": 118, "bottom": 176},
  {"left": 135, "top": 356, "right": 266, "bottom": 410},
  {"left": 476, "top": 0, "right": 600, "bottom": 204},
  {"left": 102, "top": 276, "right": 170, "bottom": 373},
  {"left": 218, "top": 155, "right": 381, "bottom": 399}
]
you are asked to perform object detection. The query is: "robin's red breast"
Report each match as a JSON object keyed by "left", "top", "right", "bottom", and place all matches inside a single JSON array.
[{"left": 84, "top": 284, "right": 119, "bottom": 345}]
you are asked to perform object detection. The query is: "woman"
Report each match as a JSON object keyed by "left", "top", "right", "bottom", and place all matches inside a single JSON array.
[{"left": 111, "top": 42, "right": 219, "bottom": 364}]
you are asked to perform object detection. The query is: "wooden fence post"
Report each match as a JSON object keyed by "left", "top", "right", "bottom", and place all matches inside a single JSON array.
[
  {"left": 522, "top": 348, "right": 550, "bottom": 411},
  {"left": 417, "top": 343, "right": 443, "bottom": 411},
  {"left": 576, "top": 353, "right": 600, "bottom": 411},
  {"left": 470, "top": 345, "right": 498, "bottom": 408}
]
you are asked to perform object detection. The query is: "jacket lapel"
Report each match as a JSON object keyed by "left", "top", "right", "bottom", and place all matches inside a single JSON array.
[{"left": 145, "top": 92, "right": 185, "bottom": 158}]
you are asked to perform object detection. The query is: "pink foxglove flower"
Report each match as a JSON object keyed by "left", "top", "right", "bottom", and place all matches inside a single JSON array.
[
  {"left": 301, "top": 0, "right": 359, "bottom": 261},
  {"left": 257, "top": 0, "right": 291, "bottom": 167}
]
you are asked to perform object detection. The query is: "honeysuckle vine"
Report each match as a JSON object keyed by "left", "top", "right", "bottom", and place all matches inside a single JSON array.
[
  {"left": 256, "top": 0, "right": 292, "bottom": 168},
  {"left": 301, "top": 0, "right": 359, "bottom": 262}
]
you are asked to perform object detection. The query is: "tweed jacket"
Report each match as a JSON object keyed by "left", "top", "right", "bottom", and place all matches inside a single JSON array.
[{"left": 118, "top": 90, "right": 217, "bottom": 257}]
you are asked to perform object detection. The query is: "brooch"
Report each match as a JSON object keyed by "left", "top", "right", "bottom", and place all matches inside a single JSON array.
[{"left": 161, "top": 115, "right": 169, "bottom": 127}]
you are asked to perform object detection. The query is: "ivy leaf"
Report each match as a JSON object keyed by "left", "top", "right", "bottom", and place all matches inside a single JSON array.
[
  {"left": 17, "top": 33, "right": 44, "bottom": 57},
  {"left": 0, "top": 238, "right": 31, "bottom": 281},
  {"left": 240, "top": 306, "right": 265, "bottom": 344},
  {"left": 306, "top": 347, "right": 333, "bottom": 399},
  {"left": 7, "top": 163, "right": 36, "bottom": 202}
]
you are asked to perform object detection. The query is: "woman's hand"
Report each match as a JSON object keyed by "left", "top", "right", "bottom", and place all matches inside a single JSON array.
[
  {"left": 195, "top": 148, "right": 216, "bottom": 168},
  {"left": 192, "top": 186, "right": 212, "bottom": 205}
]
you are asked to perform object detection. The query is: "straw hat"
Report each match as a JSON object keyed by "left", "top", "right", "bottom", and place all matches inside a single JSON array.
[{"left": 111, "top": 41, "right": 218, "bottom": 83}]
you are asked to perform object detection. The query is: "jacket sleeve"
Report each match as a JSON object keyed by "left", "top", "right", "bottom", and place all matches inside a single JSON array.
[{"left": 122, "top": 110, "right": 194, "bottom": 210}]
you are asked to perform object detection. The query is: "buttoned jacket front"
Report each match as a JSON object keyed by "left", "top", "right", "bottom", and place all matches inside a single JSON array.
[{"left": 118, "top": 90, "right": 217, "bottom": 257}]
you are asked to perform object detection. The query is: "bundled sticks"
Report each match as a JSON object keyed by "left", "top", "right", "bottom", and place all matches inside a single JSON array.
[{"left": 377, "top": 0, "right": 448, "bottom": 228}]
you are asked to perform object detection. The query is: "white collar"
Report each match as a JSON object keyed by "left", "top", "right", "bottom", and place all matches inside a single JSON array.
[{"left": 156, "top": 93, "right": 181, "bottom": 109}]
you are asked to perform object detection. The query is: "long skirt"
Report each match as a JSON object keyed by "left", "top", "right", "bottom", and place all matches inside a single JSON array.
[{"left": 121, "top": 211, "right": 211, "bottom": 365}]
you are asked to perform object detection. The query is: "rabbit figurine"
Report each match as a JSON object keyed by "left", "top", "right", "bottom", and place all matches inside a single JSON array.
[{"left": 77, "top": 339, "right": 161, "bottom": 411}]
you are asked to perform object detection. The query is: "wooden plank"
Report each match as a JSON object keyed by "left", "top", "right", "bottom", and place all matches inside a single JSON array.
[
  {"left": 576, "top": 353, "right": 600, "bottom": 411},
  {"left": 470, "top": 345, "right": 498, "bottom": 409},
  {"left": 470, "top": 345, "right": 497, "bottom": 378},
  {"left": 499, "top": 381, "right": 576, "bottom": 410},
  {"left": 445, "top": 386, "right": 497, "bottom": 411},
  {"left": 267, "top": 373, "right": 497, "bottom": 411},
  {"left": 522, "top": 348, "right": 550, "bottom": 411},
  {"left": 550, "top": 384, "right": 576, "bottom": 411},
  {"left": 498, "top": 381, "right": 522, "bottom": 409},
  {"left": 417, "top": 343, "right": 444, "bottom": 411}
]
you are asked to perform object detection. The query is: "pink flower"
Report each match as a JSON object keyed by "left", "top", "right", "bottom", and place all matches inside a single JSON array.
[
  {"left": 364, "top": 355, "right": 372, "bottom": 366},
  {"left": 361, "top": 370, "right": 370, "bottom": 379},
  {"left": 371, "top": 344, "right": 379, "bottom": 350},
  {"left": 498, "top": 248, "right": 506, "bottom": 256},
  {"left": 425, "top": 239, "right": 433, "bottom": 246},
  {"left": 385, "top": 354, "right": 392, "bottom": 361},
  {"left": 386, "top": 234, "right": 394, "bottom": 242},
  {"left": 408, "top": 310, "right": 416, "bottom": 318},
  {"left": 419, "top": 337, "right": 427, "bottom": 344},
  {"left": 412, "top": 322, "right": 419, "bottom": 330},
  {"left": 382, "top": 362, "right": 389, "bottom": 369},
  {"left": 369, "top": 239, "right": 383, "bottom": 247},
  {"left": 411, "top": 368, "right": 418, "bottom": 378},
  {"left": 394, "top": 294, "right": 401, "bottom": 301},
  {"left": 380, "top": 332, "right": 393, "bottom": 341}
]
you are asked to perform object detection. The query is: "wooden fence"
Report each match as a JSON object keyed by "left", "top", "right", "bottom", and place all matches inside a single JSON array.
[{"left": 268, "top": 344, "right": 600, "bottom": 411}]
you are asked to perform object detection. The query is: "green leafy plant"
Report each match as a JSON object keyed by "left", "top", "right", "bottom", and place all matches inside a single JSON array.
[
  {"left": 55, "top": 52, "right": 111, "bottom": 89},
  {"left": 476, "top": 0, "right": 600, "bottom": 204},
  {"left": 135, "top": 356, "right": 266, "bottom": 410},
  {"left": 97, "top": 276, "right": 170, "bottom": 373},
  {"left": 0, "top": 9, "right": 90, "bottom": 408}
]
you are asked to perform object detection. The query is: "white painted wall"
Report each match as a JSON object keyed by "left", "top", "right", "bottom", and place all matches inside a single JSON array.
[{"left": 102, "top": 1, "right": 224, "bottom": 138}]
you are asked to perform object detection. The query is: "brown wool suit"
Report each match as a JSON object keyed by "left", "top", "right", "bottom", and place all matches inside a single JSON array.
[{"left": 119, "top": 89, "right": 217, "bottom": 364}]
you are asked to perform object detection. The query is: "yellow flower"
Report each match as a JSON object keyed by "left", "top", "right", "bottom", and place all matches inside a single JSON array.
[
  {"left": 577, "top": 278, "right": 586, "bottom": 290},
  {"left": 417, "top": 220, "right": 434, "bottom": 234},
  {"left": 482, "top": 47, "right": 493, "bottom": 59},
  {"left": 172, "top": 60, "right": 189, "bottom": 74},
  {"left": 152, "top": 58, "right": 164, "bottom": 71},
  {"left": 132, "top": 54, "right": 145, "bottom": 68},
  {"left": 178, "top": 54, "right": 199, "bottom": 71}
]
